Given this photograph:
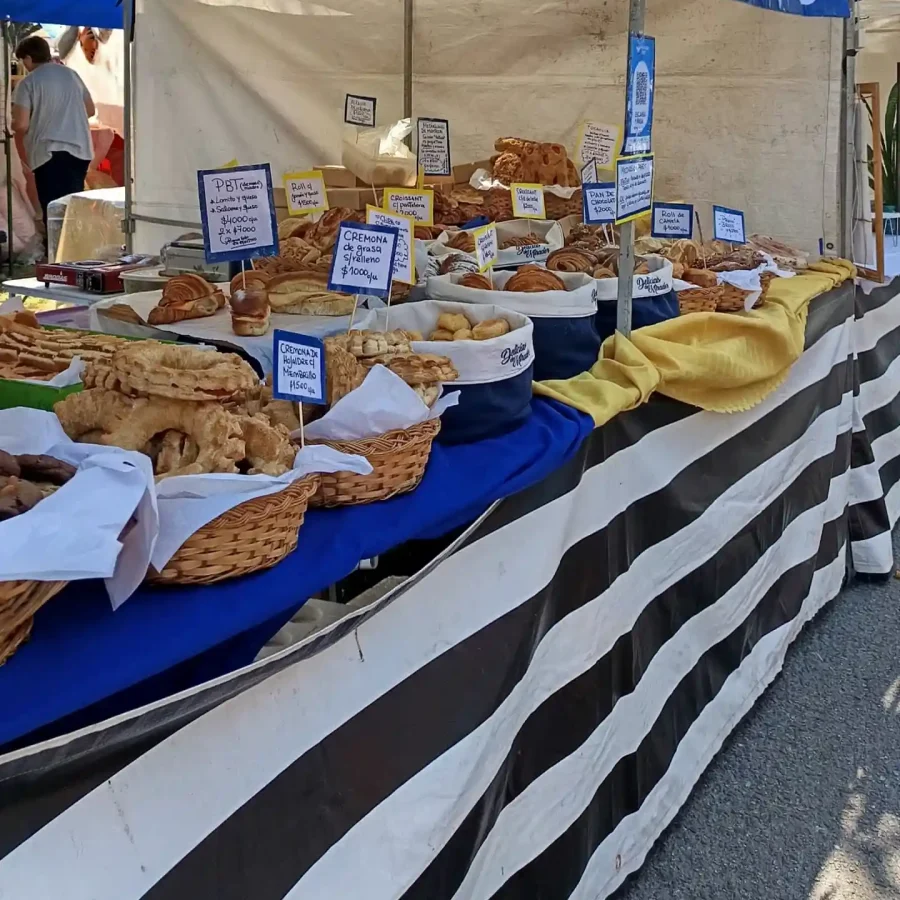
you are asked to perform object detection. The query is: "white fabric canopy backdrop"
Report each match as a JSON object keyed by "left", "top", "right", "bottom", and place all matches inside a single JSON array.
[{"left": 132, "top": 0, "right": 842, "bottom": 254}]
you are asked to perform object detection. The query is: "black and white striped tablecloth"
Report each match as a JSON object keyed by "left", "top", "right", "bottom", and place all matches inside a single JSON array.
[{"left": 0, "top": 277, "right": 898, "bottom": 900}]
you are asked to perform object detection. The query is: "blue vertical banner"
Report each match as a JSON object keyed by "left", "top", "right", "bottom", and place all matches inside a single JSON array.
[
  {"left": 731, "top": 0, "right": 849, "bottom": 15},
  {"left": 623, "top": 34, "right": 656, "bottom": 156}
]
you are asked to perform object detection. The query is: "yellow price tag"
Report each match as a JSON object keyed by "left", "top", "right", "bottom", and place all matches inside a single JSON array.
[
  {"left": 510, "top": 183, "right": 546, "bottom": 219},
  {"left": 283, "top": 170, "right": 329, "bottom": 217},
  {"left": 383, "top": 188, "right": 435, "bottom": 226}
]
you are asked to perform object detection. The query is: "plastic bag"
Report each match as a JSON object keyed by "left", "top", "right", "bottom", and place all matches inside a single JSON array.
[{"left": 342, "top": 118, "right": 417, "bottom": 187}]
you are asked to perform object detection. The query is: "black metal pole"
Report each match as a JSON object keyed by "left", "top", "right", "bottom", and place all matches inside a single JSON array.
[{"left": 4, "top": 20, "right": 13, "bottom": 276}]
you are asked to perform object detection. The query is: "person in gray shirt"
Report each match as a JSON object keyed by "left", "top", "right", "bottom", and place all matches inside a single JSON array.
[{"left": 11, "top": 35, "right": 95, "bottom": 250}]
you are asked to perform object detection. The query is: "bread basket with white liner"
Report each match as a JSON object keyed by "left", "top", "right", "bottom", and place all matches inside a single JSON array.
[
  {"left": 355, "top": 300, "right": 534, "bottom": 443},
  {"left": 594, "top": 255, "right": 680, "bottom": 340},
  {"left": 50, "top": 342, "right": 372, "bottom": 586},
  {"left": 592, "top": 255, "right": 674, "bottom": 301},
  {"left": 431, "top": 220, "right": 564, "bottom": 268},
  {"left": 426, "top": 269, "right": 600, "bottom": 381},
  {"left": 0, "top": 407, "right": 158, "bottom": 661},
  {"left": 304, "top": 365, "right": 459, "bottom": 506},
  {"left": 146, "top": 443, "right": 370, "bottom": 585}
]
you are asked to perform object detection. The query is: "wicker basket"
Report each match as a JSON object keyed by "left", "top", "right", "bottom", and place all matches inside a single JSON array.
[
  {"left": 679, "top": 288, "right": 718, "bottom": 314},
  {"left": 148, "top": 475, "right": 319, "bottom": 586},
  {"left": 0, "top": 579, "right": 67, "bottom": 665},
  {"left": 679, "top": 282, "right": 765, "bottom": 315},
  {"left": 308, "top": 418, "right": 441, "bottom": 507},
  {"left": 714, "top": 283, "right": 757, "bottom": 313}
]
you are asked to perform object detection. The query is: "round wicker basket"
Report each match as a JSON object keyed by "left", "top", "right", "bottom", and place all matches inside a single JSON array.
[
  {"left": 0, "top": 579, "right": 68, "bottom": 665},
  {"left": 308, "top": 418, "right": 440, "bottom": 507},
  {"left": 148, "top": 474, "right": 319, "bottom": 586}
]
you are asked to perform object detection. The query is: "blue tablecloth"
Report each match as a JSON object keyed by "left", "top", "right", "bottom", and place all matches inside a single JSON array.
[{"left": 0, "top": 398, "right": 593, "bottom": 748}]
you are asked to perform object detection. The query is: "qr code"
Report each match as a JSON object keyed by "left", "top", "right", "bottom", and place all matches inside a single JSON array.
[{"left": 634, "top": 70, "right": 649, "bottom": 106}]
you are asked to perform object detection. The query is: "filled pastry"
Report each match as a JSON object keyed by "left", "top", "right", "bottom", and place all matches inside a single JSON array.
[
  {"left": 229, "top": 288, "right": 271, "bottom": 337},
  {"left": 266, "top": 272, "right": 356, "bottom": 316}
]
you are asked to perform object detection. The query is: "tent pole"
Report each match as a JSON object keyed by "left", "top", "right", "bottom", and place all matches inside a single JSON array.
[
  {"left": 403, "top": 0, "right": 413, "bottom": 123},
  {"left": 838, "top": 15, "right": 856, "bottom": 260},
  {"left": 123, "top": 0, "right": 134, "bottom": 253},
  {"left": 3, "top": 20, "right": 12, "bottom": 276},
  {"left": 615, "top": 0, "right": 646, "bottom": 338}
]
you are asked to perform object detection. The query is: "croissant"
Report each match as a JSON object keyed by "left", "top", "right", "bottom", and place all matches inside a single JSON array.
[
  {"left": 504, "top": 265, "right": 567, "bottom": 293},
  {"left": 458, "top": 273, "right": 493, "bottom": 290},
  {"left": 148, "top": 295, "right": 220, "bottom": 325},
  {"left": 447, "top": 231, "right": 476, "bottom": 253},
  {"left": 160, "top": 273, "right": 215, "bottom": 305},
  {"left": 546, "top": 248, "right": 597, "bottom": 273}
]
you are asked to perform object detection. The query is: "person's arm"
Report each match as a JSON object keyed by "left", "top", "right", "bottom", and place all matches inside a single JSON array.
[
  {"left": 79, "top": 76, "right": 95, "bottom": 118},
  {"left": 11, "top": 103, "right": 29, "bottom": 141}
]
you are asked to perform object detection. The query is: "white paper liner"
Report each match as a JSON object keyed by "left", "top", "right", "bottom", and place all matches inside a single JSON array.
[
  {"left": 303, "top": 364, "right": 460, "bottom": 442},
  {"left": 150, "top": 445, "right": 372, "bottom": 572},
  {"left": 355, "top": 300, "right": 533, "bottom": 386},
  {"left": 7, "top": 356, "right": 86, "bottom": 388},
  {"left": 426, "top": 270, "right": 597, "bottom": 318},
  {"left": 431, "top": 220, "right": 564, "bottom": 268},
  {"left": 0, "top": 408, "right": 157, "bottom": 608},
  {"left": 469, "top": 168, "right": 580, "bottom": 200}
]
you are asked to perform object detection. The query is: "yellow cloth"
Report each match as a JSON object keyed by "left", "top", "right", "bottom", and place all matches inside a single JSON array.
[{"left": 535, "top": 259, "right": 855, "bottom": 426}]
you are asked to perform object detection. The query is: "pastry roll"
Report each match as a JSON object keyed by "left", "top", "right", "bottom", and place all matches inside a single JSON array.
[
  {"left": 472, "top": 318, "right": 511, "bottom": 341},
  {"left": 437, "top": 313, "right": 471, "bottom": 334}
]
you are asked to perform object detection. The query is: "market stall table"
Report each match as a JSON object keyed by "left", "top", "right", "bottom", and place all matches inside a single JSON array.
[
  {"left": 0, "top": 397, "right": 593, "bottom": 749},
  {"left": 0, "top": 277, "right": 124, "bottom": 309}
]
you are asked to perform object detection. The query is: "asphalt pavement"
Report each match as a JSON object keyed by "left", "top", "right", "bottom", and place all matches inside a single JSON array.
[{"left": 618, "top": 530, "right": 900, "bottom": 900}]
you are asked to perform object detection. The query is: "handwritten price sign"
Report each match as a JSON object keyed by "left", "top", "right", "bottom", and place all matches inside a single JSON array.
[
  {"left": 713, "top": 205, "right": 746, "bottom": 244},
  {"left": 383, "top": 188, "right": 435, "bottom": 225},
  {"left": 327, "top": 221, "right": 399, "bottom": 298},
  {"left": 283, "top": 170, "right": 329, "bottom": 217},
  {"left": 511, "top": 183, "right": 546, "bottom": 219},
  {"left": 272, "top": 330, "right": 326, "bottom": 404},
  {"left": 474, "top": 223, "right": 498, "bottom": 273},
  {"left": 344, "top": 94, "right": 376, "bottom": 127},
  {"left": 366, "top": 205, "right": 415, "bottom": 285},
  {"left": 197, "top": 163, "right": 279, "bottom": 263},
  {"left": 577, "top": 122, "right": 620, "bottom": 168},
  {"left": 651, "top": 202, "right": 693, "bottom": 238},
  {"left": 583, "top": 183, "right": 617, "bottom": 225},
  {"left": 614, "top": 154, "right": 654, "bottom": 225},
  {"left": 416, "top": 117, "right": 451, "bottom": 177}
]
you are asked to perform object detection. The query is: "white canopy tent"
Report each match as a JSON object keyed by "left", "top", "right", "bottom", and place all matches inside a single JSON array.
[{"left": 130, "top": 0, "right": 844, "bottom": 255}]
